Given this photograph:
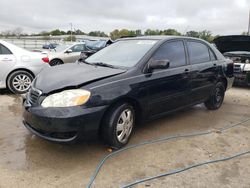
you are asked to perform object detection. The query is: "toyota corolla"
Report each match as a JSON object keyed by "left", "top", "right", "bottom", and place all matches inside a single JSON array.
[{"left": 23, "top": 36, "right": 234, "bottom": 148}]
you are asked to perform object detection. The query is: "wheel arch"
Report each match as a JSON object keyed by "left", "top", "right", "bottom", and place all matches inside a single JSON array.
[
  {"left": 100, "top": 96, "right": 143, "bottom": 130},
  {"left": 50, "top": 58, "right": 64, "bottom": 64},
  {"left": 6, "top": 68, "right": 35, "bottom": 88},
  {"left": 218, "top": 77, "right": 228, "bottom": 90}
]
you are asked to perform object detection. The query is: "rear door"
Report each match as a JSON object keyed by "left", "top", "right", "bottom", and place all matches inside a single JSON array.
[
  {"left": 0, "top": 44, "right": 16, "bottom": 86},
  {"left": 145, "top": 40, "right": 191, "bottom": 116},
  {"left": 186, "top": 40, "right": 218, "bottom": 103}
]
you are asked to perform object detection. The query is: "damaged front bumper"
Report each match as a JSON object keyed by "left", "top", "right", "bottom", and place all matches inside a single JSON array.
[{"left": 22, "top": 99, "right": 107, "bottom": 142}]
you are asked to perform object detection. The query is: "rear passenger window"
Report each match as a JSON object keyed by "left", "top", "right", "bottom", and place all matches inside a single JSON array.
[
  {"left": 152, "top": 41, "right": 186, "bottom": 68},
  {"left": 187, "top": 41, "right": 210, "bottom": 64},
  {"left": 0, "top": 44, "right": 12, "bottom": 55}
]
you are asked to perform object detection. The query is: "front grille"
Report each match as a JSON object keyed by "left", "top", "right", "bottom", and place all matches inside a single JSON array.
[
  {"left": 234, "top": 64, "right": 242, "bottom": 73},
  {"left": 28, "top": 87, "right": 42, "bottom": 105}
]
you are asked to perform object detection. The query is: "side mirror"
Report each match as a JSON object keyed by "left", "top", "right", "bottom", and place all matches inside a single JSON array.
[
  {"left": 65, "top": 49, "right": 73, "bottom": 53},
  {"left": 148, "top": 59, "right": 170, "bottom": 72}
]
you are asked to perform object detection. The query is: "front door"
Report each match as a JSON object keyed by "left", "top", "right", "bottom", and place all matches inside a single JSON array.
[{"left": 144, "top": 40, "right": 191, "bottom": 117}]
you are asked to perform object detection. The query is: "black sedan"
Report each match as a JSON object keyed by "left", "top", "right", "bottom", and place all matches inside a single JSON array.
[{"left": 23, "top": 36, "right": 234, "bottom": 148}]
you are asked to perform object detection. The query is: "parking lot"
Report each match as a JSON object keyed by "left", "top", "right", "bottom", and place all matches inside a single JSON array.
[{"left": 0, "top": 87, "right": 249, "bottom": 187}]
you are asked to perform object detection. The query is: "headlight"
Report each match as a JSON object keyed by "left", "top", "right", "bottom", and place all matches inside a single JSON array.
[
  {"left": 41, "top": 89, "right": 91, "bottom": 108},
  {"left": 244, "top": 64, "right": 250, "bottom": 71}
]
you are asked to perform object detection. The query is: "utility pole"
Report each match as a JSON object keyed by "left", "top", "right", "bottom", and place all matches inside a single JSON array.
[
  {"left": 248, "top": 9, "right": 250, "bottom": 35},
  {"left": 70, "top": 23, "right": 73, "bottom": 42}
]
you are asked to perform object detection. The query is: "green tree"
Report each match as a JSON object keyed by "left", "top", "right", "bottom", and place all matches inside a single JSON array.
[
  {"left": 50, "top": 29, "right": 63, "bottom": 36},
  {"left": 144, "top": 29, "right": 161, "bottom": 35},
  {"left": 135, "top": 30, "right": 142, "bottom": 36},
  {"left": 75, "top": 29, "right": 85, "bottom": 35},
  {"left": 89, "top": 31, "right": 108, "bottom": 37},
  {"left": 64, "top": 35, "right": 76, "bottom": 41},
  {"left": 199, "top": 30, "right": 214, "bottom": 42},
  {"left": 162, "top": 29, "right": 181, "bottom": 36},
  {"left": 110, "top": 29, "right": 120, "bottom": 40},
  {"left": 118, "top": 29, "right": 130, "bottom": 37},
  {"left": 186, "top": 31, "right": 200, "bottom": 38}
]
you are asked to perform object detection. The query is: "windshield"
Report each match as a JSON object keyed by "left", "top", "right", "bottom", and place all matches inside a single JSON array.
[
  {"left": 85, "top": 40, "right": 157, "bottom": 68},
  {"left": 54, "top": 44, "right": 71, "bottom": 52}
]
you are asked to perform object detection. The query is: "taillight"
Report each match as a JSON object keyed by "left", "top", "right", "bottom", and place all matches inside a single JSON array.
[{"left": 42, "top": 57, "right": 49, "bottom": 63}]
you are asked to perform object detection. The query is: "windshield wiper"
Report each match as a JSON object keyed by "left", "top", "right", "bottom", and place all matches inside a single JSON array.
[
  {"left": 78, "top": 59, "right": 94, "bottom": 65},
  {"left": 92, "top": 62, "right": 117, "bottom": 69}
]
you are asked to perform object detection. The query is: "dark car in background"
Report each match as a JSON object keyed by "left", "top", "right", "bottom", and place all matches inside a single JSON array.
[
  {"left": 23, "top": 36, "right": 234, "bottom": 148},
  {"left": 42, "top": 43, "right": 58, "bottom": 49},
  {"left": 80, "top": 39, "right": 113, "bottom": 57},
  {"left": 214, "top": 35, "right": 250, "bottom": 86},
  {"left": 85, "top": 39, "right": 113, "bottom": 51}
]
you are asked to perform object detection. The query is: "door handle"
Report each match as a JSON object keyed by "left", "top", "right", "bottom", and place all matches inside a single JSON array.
[
  {"left": 213, "top": 63, "right": 217, "bottom": 66},
  {"left": 184, "top": 69, "right": 189, "bottom": 72},
  {"left": 2, "top": 58, "right": 12, "bottom": 61}
]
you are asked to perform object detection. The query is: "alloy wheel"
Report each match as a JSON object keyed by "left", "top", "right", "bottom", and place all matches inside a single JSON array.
[
  {"left": 12, "top": 74, "right": 32, "bottom": 92},
  {"left": 116, "top": 109, "right": 134, "bottom": 143}
]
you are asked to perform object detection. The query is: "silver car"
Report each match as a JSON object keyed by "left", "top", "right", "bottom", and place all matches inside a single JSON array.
[
  {"left": 0, "top": 40, "right": 50, "bottom": 94},
  {"left": 47, "top": 43, "right": 87, "bottom": 66}
]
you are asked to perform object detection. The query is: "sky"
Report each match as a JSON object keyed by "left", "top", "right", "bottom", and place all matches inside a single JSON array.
[{"left": 0, "top": 0, "right": 249, "bottom": 35}]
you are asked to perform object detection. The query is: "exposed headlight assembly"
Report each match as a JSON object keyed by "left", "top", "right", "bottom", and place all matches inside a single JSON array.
[
  {"left": 244, "top": 64, "right": 250, "bottom": 71},
  {"left": 41, "top": 89, "right": 91, "bottom": 108}
]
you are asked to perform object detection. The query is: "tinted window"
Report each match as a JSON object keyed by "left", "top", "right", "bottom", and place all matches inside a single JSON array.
[
  {"left": 187, "top": 41, "right": 210, "bottom": 64},
  {"left": 152, "top": 41, "right": 186, "bottom": 68},
  {"left": 71, "top": 44, "right": 86, "bottom": 52},
  {"left": 0, "top": 44, "right": 12, "bottom": 55},
  {"left": 209, "top": 49, "right": 216, "bottom": 61}
]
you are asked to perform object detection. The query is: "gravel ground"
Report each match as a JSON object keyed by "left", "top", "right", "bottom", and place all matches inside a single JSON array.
[{"left": 0, "top": 87, "right": 249, "bottom": 188}]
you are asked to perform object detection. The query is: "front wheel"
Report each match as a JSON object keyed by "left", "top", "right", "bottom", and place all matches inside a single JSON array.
[
  {"left": 7, "top": 70, "right": 34, "bottom": 94},
  {"left": 101, "top": 103, "right": 135, "bottom": 149},
  {"left": 205, "top": 82, "right": 225, "bottom": 110}
]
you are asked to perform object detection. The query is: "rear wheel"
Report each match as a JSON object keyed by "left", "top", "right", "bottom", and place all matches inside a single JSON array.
[
  {"left": 101, "top": 103, "right": 135, "bottom": 148},
  {"left": 50, "top": 59, "right": 63, "bottom": 66},
  {"left": 204, "top": 82, "right": 225, "bottom": 110},
  {"left": 7, "top": 70, "right": 34, "bottom": 94}
]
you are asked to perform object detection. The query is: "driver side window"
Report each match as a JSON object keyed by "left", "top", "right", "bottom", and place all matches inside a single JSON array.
[{"left": 152, "top": 40, "right": 186, "bottom": 68}]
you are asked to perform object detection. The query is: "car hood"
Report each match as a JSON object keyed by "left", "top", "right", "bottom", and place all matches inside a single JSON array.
[
  {"left": 33, "top": 63, "right": 126, "bottom": 94},
  {"left": 214, "top": 35, "right": 250, "bottom": 53}
]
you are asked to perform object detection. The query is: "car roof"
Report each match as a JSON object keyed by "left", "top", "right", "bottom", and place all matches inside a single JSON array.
[{"left": 116, "top": 35, "right": 207, "bottom": 42}]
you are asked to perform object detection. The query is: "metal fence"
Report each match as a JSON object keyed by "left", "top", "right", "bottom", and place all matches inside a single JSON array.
[
  {"left": 0, "top": 39, "right": 71, "bottom": 50},
  {"left": 0, "top": 35, "right": 109, "bottom": 51}
]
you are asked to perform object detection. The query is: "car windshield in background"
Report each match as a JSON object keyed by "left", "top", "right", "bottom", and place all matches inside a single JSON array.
[
  {"left": 54, "top": 44, "right": 70, "bottom": 52},
  {"left": 85, "top": 40, "right": 157, "bottom": 68}
]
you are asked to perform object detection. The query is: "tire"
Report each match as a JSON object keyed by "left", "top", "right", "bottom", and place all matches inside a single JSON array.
[
  {"left": 50, "top": 59, "right": 63, "bottom": 66},
  {"left": 204, "top": 82, "right": 225, "bottom": 110},
  {"left": 7, "top": 70, "right": 34, "bottom": 94},
  {"left": 101, "top": 103, "right": 135, "bottom": 149}
]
